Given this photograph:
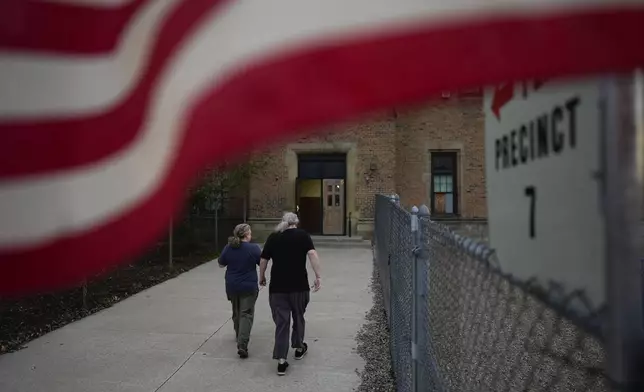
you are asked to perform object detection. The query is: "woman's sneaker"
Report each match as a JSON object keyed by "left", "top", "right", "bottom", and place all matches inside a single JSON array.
[
  {"left": 294, "top": 342, "right": 308, "bottom": 360},
  {"left": 237, "top": 348, "right": 248, "bottom": 359},
  {"left": 277, "top": 360, "right": 289, "bottom": 376}
]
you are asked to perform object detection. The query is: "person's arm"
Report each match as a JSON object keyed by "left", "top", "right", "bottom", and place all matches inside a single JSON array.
[
  {"left": 307, "top": 250, "right": 321, "bottom": 287},
  {"left": 259, "top": 258, "right": 269, "bottom": 286},
  {"left": 252, "top": 244, "right": 261, "bottom": 266},
  {"left": 305, "top": 234, "right": 321, "bottom": 291},
  {"left": 218, "top": 245, "right": 229, "bottom": 268},
  {"left": 259, "top": 236, "right": 272, "bottom": 286}
]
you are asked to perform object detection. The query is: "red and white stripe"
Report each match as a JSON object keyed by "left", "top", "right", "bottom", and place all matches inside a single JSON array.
[{"left": 2, "top": 0, "right": 644, "bottom": 295}]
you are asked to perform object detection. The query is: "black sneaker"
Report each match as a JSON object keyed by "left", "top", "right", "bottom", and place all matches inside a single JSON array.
[
  {"left": 277, "top": 361, "right": 289, "bottom": 376},
  {"left": 237, "top": 348, "right": 248, "bottom": 359},
  {"left": 294, "top": 343, "right": 308, "bottom": 360}
]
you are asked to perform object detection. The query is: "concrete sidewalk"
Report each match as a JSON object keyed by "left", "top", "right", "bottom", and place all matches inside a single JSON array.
[{"left": 0, "top": 247, "right": 372, "bottom": 392}]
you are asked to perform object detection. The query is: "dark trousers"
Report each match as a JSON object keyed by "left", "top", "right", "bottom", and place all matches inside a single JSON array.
[
  {"left": 269, "top": 291, "right": 310, "bottom": 360},
  {"left": 229, "top": 291, "right": 258, "bottom": 350}
]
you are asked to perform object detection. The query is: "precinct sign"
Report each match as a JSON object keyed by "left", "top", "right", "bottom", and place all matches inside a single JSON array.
[{"left": 484, "top": 78, "right": 606, "bottom": 308}]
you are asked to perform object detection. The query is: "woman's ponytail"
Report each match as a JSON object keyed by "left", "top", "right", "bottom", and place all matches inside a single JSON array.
[
  {"left": 228, "top": 236, "right": 241, "bottom": 248},
  {"left": 228, "top": 223, "right": 250, "bottom": 248}
]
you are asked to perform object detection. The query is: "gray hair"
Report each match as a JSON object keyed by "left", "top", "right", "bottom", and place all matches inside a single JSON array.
[
  {"left": 228, "top": 223, "right": 251, "bottom": 248},
  {"left": 275, "top": 212, "right": 299, "bottom": 232}
]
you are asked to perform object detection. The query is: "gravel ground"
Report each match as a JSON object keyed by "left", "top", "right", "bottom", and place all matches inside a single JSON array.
[{"left": 355, "top": 263, "right": 396, "bottom": 392}]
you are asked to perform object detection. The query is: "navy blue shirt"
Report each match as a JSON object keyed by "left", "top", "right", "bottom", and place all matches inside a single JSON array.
[{"left": 218, "top": 242, "right": 261, "bottom": 295}]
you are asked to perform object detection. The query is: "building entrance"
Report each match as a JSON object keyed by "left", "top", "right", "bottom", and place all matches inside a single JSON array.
[{"left": 295, "top": 154, "right": 347, "bottom": 235}]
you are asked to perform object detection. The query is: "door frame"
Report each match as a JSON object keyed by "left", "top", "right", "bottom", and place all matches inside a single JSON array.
[{"left": 285, "top": 143, "right": 357, "bottom": 234}]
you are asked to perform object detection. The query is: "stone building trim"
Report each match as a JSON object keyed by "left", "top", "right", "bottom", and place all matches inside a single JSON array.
[{"left": 284, "top": 141, "right": 359, "bottom": 234}]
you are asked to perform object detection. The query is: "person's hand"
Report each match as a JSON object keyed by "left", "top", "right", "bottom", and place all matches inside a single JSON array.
[
  {"left": 260, "top": 276, "right": 267, "bottom": 286},
  {"left": 312, "top": 277, "right": 321, "bottom": 292}
]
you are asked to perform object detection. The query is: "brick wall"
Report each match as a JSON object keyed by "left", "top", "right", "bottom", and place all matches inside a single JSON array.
[
  {"left": 394, "top": 98, "right": 487, "bottom": 218},
  {"left": 248, "top": 111, "right": 397, "bottom": 220},
  {"left": 247, "top": 99, "right": 487, "bottom": 225},
  {"left": 349, "top": 112, "right": 397, "bottom": 218},
  {"left": 248, "top": 148, "right": 289, "bottom": 218}
]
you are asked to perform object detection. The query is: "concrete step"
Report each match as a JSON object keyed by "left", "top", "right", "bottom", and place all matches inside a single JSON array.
[
  {"left": 314, "top": 241, "right": 371, "bottom": 249},
  {"left": 252, "top": 237, "right": 372, "bottom": 249},
  {"left": 311, "top": 236, "right": 371, "bottom": 249},
  {"left": 310, "top": 235, "right": 365, "bottom": 242}
]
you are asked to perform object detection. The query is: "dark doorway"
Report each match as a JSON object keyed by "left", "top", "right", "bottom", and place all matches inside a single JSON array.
[
  {"left": 296, "top": 179, "right": 323, "bottom": 234},
  {"left": 296, "top": 154, "right": 347, "bottom": 235}
]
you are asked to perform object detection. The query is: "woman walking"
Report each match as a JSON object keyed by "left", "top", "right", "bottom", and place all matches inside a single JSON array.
[
  {"left": 259, "top": 212, "right": 322, "bottom": 376},
  {"left": 218, "top": 223, "right": 261, "bottom": 358}
]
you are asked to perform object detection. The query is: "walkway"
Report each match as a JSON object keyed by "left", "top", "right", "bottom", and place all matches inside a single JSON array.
[{"left": 0, "top": 247, "right": 372, "bottom": 392}]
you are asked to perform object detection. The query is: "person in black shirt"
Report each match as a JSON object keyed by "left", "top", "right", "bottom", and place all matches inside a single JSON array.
[
  {"left": 218, "top": 223, "right": 261, "bottom": 359},
  {"left": 259, "top": 212, "right": 321, "bottom": 376}
]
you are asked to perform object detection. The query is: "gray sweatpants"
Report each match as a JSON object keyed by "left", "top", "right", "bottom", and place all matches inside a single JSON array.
[{"left": 269, "top": 291, "right": 310, "bottom": 360}]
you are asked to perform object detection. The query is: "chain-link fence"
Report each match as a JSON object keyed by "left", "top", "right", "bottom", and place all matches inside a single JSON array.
[
  {"left": 0, "top": 197, "right": 249, "bottom": 355},
  {"left": 166, "top": 196, "right": 248, "bottom": 258},
  {"left": 373, "top": 194, "right": 613, "bottom": 392}
]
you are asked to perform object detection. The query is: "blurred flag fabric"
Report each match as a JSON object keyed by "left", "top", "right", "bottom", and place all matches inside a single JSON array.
[{"left": 1, "top": 0, "right": 644, "bottom": 295}]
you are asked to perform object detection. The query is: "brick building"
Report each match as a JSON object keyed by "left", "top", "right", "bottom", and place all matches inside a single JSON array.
[{"left": 246, "top": 94, "right": 487, "bottom": 241}]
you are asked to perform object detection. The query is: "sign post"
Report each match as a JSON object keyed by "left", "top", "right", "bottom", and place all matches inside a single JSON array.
[
  {"left": 484, "top": 74, "right": 644, "bottom": 389},
  {"left": 484, "top": 78, "right": 606, "bottom": 309},
  {"left": 601, "top": 72, "right": 644, "bottom": 390}
]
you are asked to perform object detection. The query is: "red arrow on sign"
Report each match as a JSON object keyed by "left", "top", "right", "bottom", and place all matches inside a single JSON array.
[{"left": 491, "top": 83, "right": 514, "bottom": 120}]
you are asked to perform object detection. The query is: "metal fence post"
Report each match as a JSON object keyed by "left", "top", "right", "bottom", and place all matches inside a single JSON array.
[
  {"left": 392, "top": 193, "right": 400, "bottom": 206},
  {"left": 417, "top": 204, "right": 433, "bottom": 391},
  {"left": 410, "top": 206, "right": 420, "bottom": 392},
  {"left": 168, "top": 217, "right": 174, "bottom": 269},
  {"left": 387, "top": 194, "right": 396, "bottom": 361},
  {"left": 242, "top": 195, "right": 247, "bottom": 223}
]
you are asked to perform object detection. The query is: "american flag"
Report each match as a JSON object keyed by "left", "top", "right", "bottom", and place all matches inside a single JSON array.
[{"left": 1, "top": 0, "right": 643, "bottom": 295}]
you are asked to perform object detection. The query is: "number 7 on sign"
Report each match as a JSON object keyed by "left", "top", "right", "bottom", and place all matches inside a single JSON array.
[{"left": 525, "top": 186, "right": 536, "bottom": 238}]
